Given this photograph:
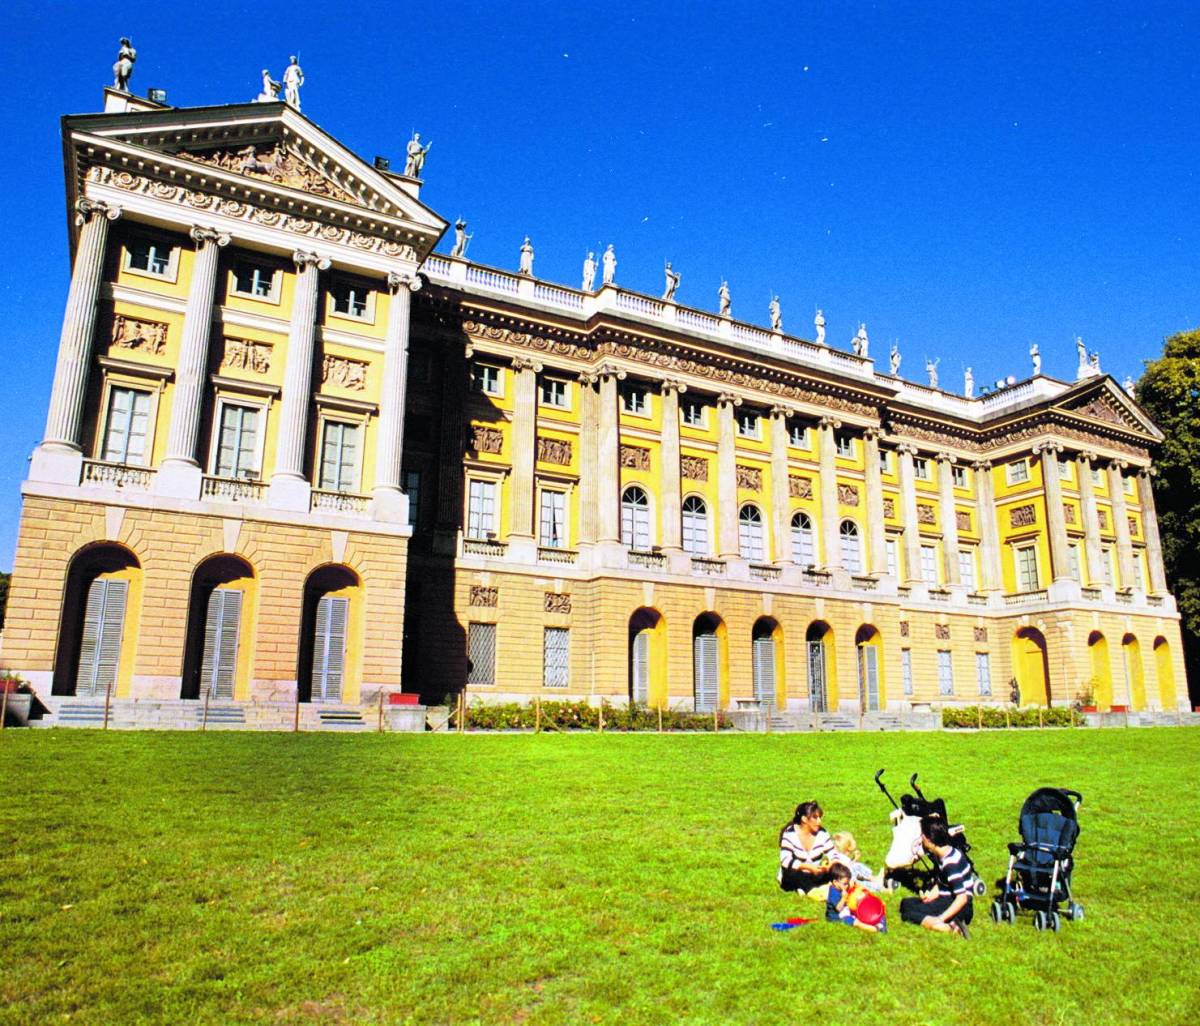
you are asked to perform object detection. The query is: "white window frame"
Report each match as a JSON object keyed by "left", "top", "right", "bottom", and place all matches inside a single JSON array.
[
  {"left": 1015, "top": 544, "right": 1040, "bottom": 592},
  {"left": 1058, "top": 460, "right": 1073, "bottom": 482},
  {"left": 736, "top": 410, "right": 761, "bottom": 439},
  {"left": 472, "top": 363, "right": 503, "bottom": 397},
  {"left": 539, "top": 377, "right": 570, "bottom": 410},
  {"left": 122, "top": 234, "right": 180, "bottom": 283},
  {"left": 97, "top": 380, "right": 158, "bottom": 467},
  {"left": 885, "top": 536, "right": 899, "bottom": 578},
  {"left": 901, "top": 648, "right": 913, "bottom": 696},
  {"left": 1124, "top": 474, "right": 1136, "bottom": 496},
  {"left": 1132, "top": 549, "right": 1146, "bottom": 589},
  {"left": 913, "top": 457, "right": 930, "bottom": 481},
  {"left": 680, "top": 399, "right": 708, "bottom": 428},
  {"left": 543, "top": 627, "right": 570, "bottom": 689},
  {"left": 539, "top": 487, "right": 569, "bottom": 549},
  {"left": 621, "top": 486, "right": 652, "bottom": 551},
  {"left": 957, "top": 547, "right": 977, "bottom": 590},
  {"left": 976, "top": 652, "right": 992, "bottom": 696},
  {"left": 1101, "top": 545, "right": 1114, "bottom": 586},
  {"left": 328, "top": 276, "right": 377, "bottom": 323},
  {"left": 230, "top": 260, "right": 282, "bottom": 304},
  {"left": 791, "top": 511, "right": 816, "bottom": 568},
  {"left": 209, "top": 396, "right": 268, "bottom": 480},
  {"left": 466, "top": 475, "right": 501, "bottom": 540},
  {"left": 1091, "top": 466, "right": 1103, "bottom": 486},
  {"left": 789, "top": 423, "right": 810, "bottom": 448},
  {"left": 681, "top": 494, "right": 710, "bottom": 556},
  {"left": 836, "top": 434, "right": 855, "bottom": 459},
  {"left": 1006, "top": 458, "right": 1030, "bottom": 485},
  {"left": 937, "top": 649, "right": 954, "bottom": 696},
  {"left": 738, "top": 504, "right": 766, "bottom": 562},
  {"left": 316, "top": 417, "right": 363, "bottom": 493},
  {"left": 621, "top": 384, "right": 650, "bottom": 417},
  {"left": 878, "top": 449, "right": 891, "bottom": 474},
  {"left": 467, "top": 622, "right": 497, "bottom": 686},
  {"left": 921, "top": 543, "right": 939, "bottom": 586},
  {"left": 839, "top": 520, "right": 862, "bottom": 574},
  {"left": 1068, "top": 542, "right": 1081, "bottom": 583},
  {"left": 952, "top": 465, "right": 968, "bottom": 489}
]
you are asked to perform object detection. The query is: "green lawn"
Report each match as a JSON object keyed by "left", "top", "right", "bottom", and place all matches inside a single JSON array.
[{"left": 1, "top": 728, "right": 1197, "bottom": 1026}]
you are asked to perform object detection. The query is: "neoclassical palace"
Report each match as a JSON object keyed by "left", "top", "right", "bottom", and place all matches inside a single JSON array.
[{"left": 2, "top": 83, "right": 1189, "bottom": 729}]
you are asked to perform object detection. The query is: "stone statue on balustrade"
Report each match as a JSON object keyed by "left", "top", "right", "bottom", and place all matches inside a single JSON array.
[
  {"left": 602, "top": 244, "right": 617, "bottom": 285},
  {"left": 112, "top": 38, "right": 136, "bottom": 92},
  {"left": 814, "top": 309, "right": 826, "bottom": 345},
  {"left": 1030, "top": 343, "right": 1041, "bottom": 375},
  {"left": 853, "top": 323, "right": 869, "bottom": 358},
  {"left": 282, "top": 56, "right": 304, "bottom": 110},
  {"left": 1089, "top": 350, "right": 1101, "bottom": 373},
  {"left": 718, "top": 280, "right": 731, "bottom": 317},
  {"left": 769, "top": 295, "right": 782, "bottom": 332},
  {"left": 257, "top": 69, "right": 281, "bottom": 102},
  {"left": 926, "top": 357, "right": 939, "bottom": 389},
  {"left": 1076, "top": 335, "right": 1088, "bottom": 378},
  {"left": 451, "top": 219, "right": 472, "bottom": 258},
  {"left": 889, "top": 343, "right": 901, "bottom": 375},
  {"left": 519, "top": 237, "right": 535, "bottom": 276},
  {"left": 964, "top": 366, "right": 974, "bottom": 398},
  {"left": 404, "top": 132, "right": 431, "bottom": 178},
  {"left": 582, "top": 252, "right": 597, "bottom": 292},
  {"left": 662, "top": 262, "right": 681, "bottom": 301},
  {"left": 1123, "top": 375, "right": 1135, "bottom": 394}
]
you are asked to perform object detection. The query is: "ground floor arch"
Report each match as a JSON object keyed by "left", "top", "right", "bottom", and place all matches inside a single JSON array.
[
  {"left": 692, "top": 612, "right": 728, "bottom": 711},
  {"left": 1122, "top": 634, "right": 1145, "bottom": 711},
  {"left": 855, "top": 624, "right": 884, "bottom": 712},
  {"left": 297, "top": 565, "right": 363, "bottom": 704},
  {"left": 805, "top": 621, "right": 837, "bottom": 712},
  {"left": 751, "top": 616, "right": 785, "bottom": 711},
  {"left": 628, "top": 607, "right": 667, "bottom": 708},
  {"left": 181, "top": 554, "right": 258, "bottom": 701},
  {"left": 1012, "top": 627, "right": 1051, "bottom": 706},
  {"left": 1154, "top": 637, "right": 1177, "bottom": 711},
  {"left": 1087, "top": 631, "right": 1113, "bottom": 710}
]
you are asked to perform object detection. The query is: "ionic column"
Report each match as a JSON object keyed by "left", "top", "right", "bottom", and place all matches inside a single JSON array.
[
  {"left": 660, "top": 380, "right": 687, "bottom": 552},
  {"left": 717, "top": 394, "right": 741, "bottom": 558},
  {"left": 1077, "top": 452, "right": 1105, "bottom": 586},
  {"left": 897, "top": 443, "right": 923, "bottom": 584},
  {"left": 769, "top": 407, "right": 793, "bottom": 564},
  {"left": 576, "top": 372, "right": 600, "bottom": 548},
  {"left": 270, "top": 250, "right": 329, "bottom": 509},
  {"left": 1137, "top": 466, "right": 1168, "bottom": 594},
  {"left": 432, "top": 344, "right": 467, "bottom": 555},
  {"left": 371, "top": 271, "right": 422, "bottom": 522},
  {"left": 1035, "top": 442, "right": 1071, "bottom": 582},
  {"left": 41, "top": 198, "right": 122, "bottom": 453},
  {"left": 973, "top": 460, "right": 1002, "bottom": 591},
  {"left": 863, "top": 429, "right": 886, "bottom": 574},
  {"left": 1107, "top": 459, "right": 1136, "bottom": 589},
  {"left": 936, "top": 452, "right": 962, "bottom": 585},
  {"left": 507, "top": 355, "right": 542, "bottom": 543},
  {"left": 596, "top": 364, "right": 626, "bottom": 546}
]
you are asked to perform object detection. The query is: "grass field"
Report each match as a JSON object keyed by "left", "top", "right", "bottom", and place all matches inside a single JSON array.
[{"left": 2, "top": 727, "right": 1198, "bottom": 1026}]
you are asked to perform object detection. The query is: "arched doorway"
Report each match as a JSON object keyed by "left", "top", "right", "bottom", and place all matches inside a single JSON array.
[
  {"left": 53, "top": 543, "right": 143, "bottom": 697},
  {"left": 297, "top": 565, "right": 362, "bottom": 704},
  {"left": 692, "top": 612, "right": 727, "bottom": 712},
  {"left": 1154, "top": 637, "right": 1177, "bottom": 711},
  {"left": 1122, "top": 634, "right": 1145, "bottom": 711},
  {"left": 1087, "top": 632, "right": 1113, "bottom": 710},
  {"left": 628, "top": 607, "right": 667, "bottom": 708},
  {"left": 752, "top": 617, "right": 784, "bottom": 712},
  {"left": 805, "top": 621, "right": 837, "bottom": 712},
  {"left": 1011, "top": 627, "right": 1051, "bottom": 706},
  {"left": 855, "top": 625, "right": 884, "bottom": 712},
  {"left": 181, "top": 555, "right": 257, "bottom": 701}
]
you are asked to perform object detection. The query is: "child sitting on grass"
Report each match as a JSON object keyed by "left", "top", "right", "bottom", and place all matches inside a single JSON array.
[
  {"left": 825, "top": 862, "right": 887, "bottom": 933},
  {"left": 829, "top": 831, "right": 884, "bottom": 891}
]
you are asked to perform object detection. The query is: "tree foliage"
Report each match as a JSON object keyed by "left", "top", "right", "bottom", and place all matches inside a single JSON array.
[{"left": 1133, "top": 328, "right": 1200, "bottom": 702}]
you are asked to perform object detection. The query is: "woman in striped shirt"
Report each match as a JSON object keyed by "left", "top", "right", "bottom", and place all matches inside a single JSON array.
[
  {"left": 778, "top": 800, "right": 837, "bottom": 893},
  {"left": 899, "top": 818, "right": 976, "bottom": 938}
]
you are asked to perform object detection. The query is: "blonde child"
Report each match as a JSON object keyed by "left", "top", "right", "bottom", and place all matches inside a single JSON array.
[{"left": 830, "top": 831, "right": 884, "bottom": 891}]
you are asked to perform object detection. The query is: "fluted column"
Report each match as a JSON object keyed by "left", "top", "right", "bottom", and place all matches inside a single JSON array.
[
  {"left": 1035, "top": 442, "right": 1071, "bottom": 582},
  {"left": 1108, "top": 459, "right": 1135, "bottom": 589},
  {"left": 1077, "top": 452, "right": 1105, "bottom": 586},
  {"left": 596, "top": 364, "right": 625, "bottom": 547},
  {"left": 270, "top": 250, "right": 329, "bottom": 510},
  {"left": 36, "top": 199, "right": 122, "bottom": 481},
  {"left": 769, "top": 407, "right": 793, "bottom": 564},
  {"left": 717, "top": 394, "right": 741, "bottom": 558},
  {"left": 508, "top": 355, "right": 542, "bottom": 545},
  {"left": 897, "top": 443, "right": 923, "bottom": 584},
  {"left": 973, "top": 460, "right": 1002, "bottom": 592},
  {"left": 862, "top": 429, "right": 885, "bottom": 575},
  {"left": 576, "top": 372, "right": 600, "bottom": 549},
  {"left": 1137, "top": 467, "right": 1168, "bottom": 594},
  {"left": 371, "top": 270, "right": 422, "bottom": 522},
  {"left": 660, "top": 380, "right": 686, "bottom": 552},
  {"left": 936, "top": 452, "right": 962, "bottom": 586}
]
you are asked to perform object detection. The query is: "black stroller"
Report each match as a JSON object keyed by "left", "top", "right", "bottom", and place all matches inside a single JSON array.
[
  {"left": 874, "top": 770, "right": 986, "bottom": 896},
  {"left": 991, "top": 787, "right": 1083, "bottom": 932}
]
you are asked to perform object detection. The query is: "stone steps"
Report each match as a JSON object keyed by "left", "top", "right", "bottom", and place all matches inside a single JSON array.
[{"left": 32, "top": 697, "right": 393, "bottom": 732}]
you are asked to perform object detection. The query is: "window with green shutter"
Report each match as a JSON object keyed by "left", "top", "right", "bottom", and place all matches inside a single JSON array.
[
  {"left": 311, "top": 595, "right": 348, "bottom": 702},
  {"left": 75, "top": 577, "right": 128, "bottom": 697},
  {"left": 199, "top": 588, "right": 242, "bottom": 701}
]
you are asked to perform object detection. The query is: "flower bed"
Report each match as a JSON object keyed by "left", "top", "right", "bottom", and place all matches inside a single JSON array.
[
  {"left": 942, "top": 705, "right": 1082, "bottom": 729},
  {"left": 464, "top": 699, "right": 732, "bottom": 732}
]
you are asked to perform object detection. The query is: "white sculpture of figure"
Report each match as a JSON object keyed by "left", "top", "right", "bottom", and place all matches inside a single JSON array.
[
  {"left": 855, "top": 323, "right": 869, "bottom": 358},
  {"left": 926, "top": 357, "right": 940, "bottom": 389},
  {"left": 257, "top": 68, "right": 281, "bottom": 102},
  {"left": 718, "top": 280, "right": 731, "bottom": 317},
  {"left": 112, "top": 37, "right": 136, "bottom": 92},
  {"left": 404, "top": 132, "right": 431, "bottom": 178},
  {"left": 519, "top": 236, "right": 535, "bottom": 276},
  {"left": 1076, "top": 335, "right": 1088, "bottom": 375},
  {"left": 450, "top": 219, "right": 471, "bottom": 258},
  {"left": 1090, "top": 351, "right": 1101, "bottom": 373},
  {"left": 1123, "top": 375, "right": 1135, "bottom": 394},
  {"left": 1030, "top": 343, "right": 1042, "bottom": 375},
  {"left": 964, "top": 367, "right": 975, "bottom": 398},
  {"left": 812, "top": 309, "right": 826, "bottom": 346},
  {"left": 889, "top": 343, "right": 901, "bottom": 375},
  {"left": 582, "top": 252, "right": 597, "bottom": 292},
  {"left": 602, "top": 244, "right": 617, "bottom": 285},
  {"left": 282, "top": 56, "right": 304, "bottom": 109},
  {"left": 662, "top": 261, "right": 681, "bottom": 301},
  {"left": 769, "top": 295, "right": 782, "bottom": 332}
]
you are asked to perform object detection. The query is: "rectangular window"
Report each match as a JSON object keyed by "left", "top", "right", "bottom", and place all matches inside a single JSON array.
[
  {"left": 1092, "top": 467, "right": 1102, "bottom": 486},
  {"left": 736, "top": 410, "right": 761, "bottom": 439},
  {"left": 836, "top": 434, "right": 855, "bottom": 458},
  {"left": 1101, "top": 545, "right": 1114, "bottom": 586},
  {"left": 1068, "top": 542, "right": 1081, "bottom": 582},
  {"left": 937, "top": 650, "right": 954, "bottom": 696},
  {"left": 958, "top": 548, "right": 977, "bottom": 590},
  {"left": 318, "top": 420, "right": 360, "bottom": 492},
  {"left": 1132, "top": 550, "right": 1146, "bottom": 589},
  {"left": 126, "top": 238, "right": 174, "bottom": 277},
  {"left": 543, "top": 627, "right": 569, "bottom": 688},
  {"left": 622, "top": 385, "right": 648, "bottom": 416},
  {"left": 467, "top": 478, "right": 498, "bottom": 538},
  {"left": 232, "top": 262, "right": 277, "bottom": 299},
  {"left": 1016, "top": 545, "right": 1039, "bottom": 592},
  {"left": 102, "top": 386, "right": 152, "bottom": 465},
  {"left": 467, "top": 622, "right": 496, "bottom": 686},
  {"left": 976, "top": 652, "right": 992, "bottom": 696},
  {"left": 878, "top": 449, "right": 891, "bottom": 474},
  {"left": 1007, "top": 459, "right": 1030, "bottom": 485},
  {"left": 539, "top": 490, "right": 567, "bottom": 548},
  {"left": 902, "top": 649, "right": 913, "bottom": 696},
  {"left": 215, "top": 403, "right": 261, "bottom": 479},
  {"left": 886, "top": 537, "right": 899, "bottom": 578},
  {"left": 921, "top": 544, "right": 938, "bottom": 585},
  {"left": 913, "top": 457, "right": 930, "bottom": 481},
  {"left": 790, "top": 422, "right": 809, "bottom": 448},
  {"left": 681, "top": 399, "right": 707, "bottom": 428},
  {"left": 952, "top": 466, "right": 967, "bottom": 489},
  {"left": 403, "top": 469, "right": 420, "bottom": 529},
  {"left": 539, "top": 377, "right": 568, "bottom": 409},
  {"left": 472, "top": 363, "right": 502, "bottom": 396},
  {"left": 331, "top": 280, "right": 371, "bottom": 320},
  {"left": 1058, "top": 460, "right": 1072, "bottom": 482}
]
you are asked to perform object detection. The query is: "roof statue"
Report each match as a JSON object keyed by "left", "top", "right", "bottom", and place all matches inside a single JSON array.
[
  {"left": 662, "top": 262, "right": 681, "bottom": 302},
  {"left": 853, "top": 323, "right": 869, "bottom": 358},
  {"left": 519, "top": 237, "right": 535, "bottom": 276},
  {"left": 450, "top": 219, "right": 472, "bottom": 258},
  {"left": 256, "top": 69, "right": 281, "bottom": 103},
  {"left": 889, "top": 343, "right": 901, "bottom": 375},
  {"left": 1123, "top": 375, "right": 1136, "bottom": 394},
  {"left": 926, "top": 357, "right": 939, "bottom": 389},
  {"left": 602, "top": 244, "right": 617, "bottom": 285},
  {"left": 112, "top": 38, "right": 136, "bottom": 92},
  {"left": 282, "top": 56, "right": 304, "bottom": 110},
  {"left": 1089, "top": 350, "right": 1101, "bottom": 373},
  {"left": 1075, "top": 335, "right": 1089, "bottom": 379},
  {"left": 582, "top": 252, "right": 597, "bottom": 292},
  {"left": 814, "top": 309, "right": 826, "bottom": 346},
  {"left": 964, "top": 367, "right": 975, "bottom": 398},
  {"left": 404, "top": 132, "right": 431, "bottom": 178},
  {"left": 769, "top": 295, "right": 782, "bottom": 332},
  {"left": 1030, "top": 343, "right": 1041, "bottom": 375},
  {"left": 718, "top": 280, "right": 731, "bottom": 317}
]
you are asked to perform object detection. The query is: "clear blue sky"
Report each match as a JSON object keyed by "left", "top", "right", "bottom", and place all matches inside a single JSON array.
[{"left": 0, "top": 2, "right": 1197, "bottom": 569}]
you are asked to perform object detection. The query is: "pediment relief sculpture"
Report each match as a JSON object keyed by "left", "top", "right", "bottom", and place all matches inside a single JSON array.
[{"left": 180, "top": 144, "right": 358, "bottom": 204}]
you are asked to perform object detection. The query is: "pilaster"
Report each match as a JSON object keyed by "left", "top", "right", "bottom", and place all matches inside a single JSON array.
[
  {"left": 1137, "top": 467, "right": 1168, "bottom": 594},
  {"left": 897, "top": 443, "right": 923, "bottom": 585},
  {"left": 371, "top": 271, "right": 422, "bottom": 523},
  {"left": 770, "top": 407, "right": 793, "bottom": 564},
  {"left": 596, "top": 363, "right": 625, "bottom": 551},
  {"left": 973, "top": 460, "right": 1002, "bottom": 592},
  {"left": 507, "top": 355, "right": 542, "bottom": 559},
  {"left": 717, "top": 394, "right": 741, "bottom": 558},
  {"left": 1107, "top": 459, "right": 1135, "bottom": 590},
  {"left": 1035, "top": 442, "right": 1072, "bottom": 584},
  {"left": 936, "top": 452, "right": 962, "bottom": 586},
  {"left": 660, "top": 380, "right": 686, "bottom": 553},
  {"left": 1077, "top": 452, "right": 1105, "bottom": 586}
]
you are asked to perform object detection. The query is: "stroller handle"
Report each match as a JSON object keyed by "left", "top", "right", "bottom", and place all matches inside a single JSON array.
[
  {"left": 875, "top": 768, "right": 899, "bottom": 809},
  {"left": 909, "top": 773, "right": 928, "bottom": 801},
  {"left": 1063, "top": 789, "right": 1083, "bottom": 808}
]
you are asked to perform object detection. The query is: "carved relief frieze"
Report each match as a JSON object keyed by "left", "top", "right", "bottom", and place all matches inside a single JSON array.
[
  {"left": 790, "top": 475, "right": 813, "bottom": 499},
  {"left": 883, "top": 497, "right": 896, "bottom": 518},
  {"left": 935, "top": 624, "right": 951, "bottom": 640},
  {"left": 1098, "top": 508, "right": 1110, "bottom": 531},
  {"left": 1009, "top": 504, "right": 1037, "bottom": 528},
  {"left": 956, "top": 511, "right": 971, "bottom": 531},
  {"left": 180, "top": 144, "right": 358, "bottom": 203},
  {"left": 544, "top": 592, "right": 572, "bottom": 613},
  {"left": 737, "top": 465, "right": 762, "bottom": 490},
  {"left": 111, "top": 314, "right": 167, "bottom": 355},
  {"left": 1128, "top": 516, "right": 1139, "bottom": 537},
  {"left": 620, "top": 445, "right": 651, "bottom": 471},
  {"left": 838, "top": 484, "right": 860, "bottom": 506},
  {"left": 470, "top": 425, "right": 504, "bottom": 455},
  {"left": 322, "top": 354, "right": 367, "bottom": 391},
  {"left": 682, "top": 455, "right": 709, "bottom": 481},
  {"left": 222, "top": 337, "right": 272, "bottom": 373},
  {"left": 1063, "top": 503, "right": 1077, "bottom": 525},
  {"left": 461, "top": 320, "right": 593, "bottom": 362},
  {"left": 974, "top": 627, "right": 988, "bottom": 642},
  {"left": 917, "top": 504, "right": 936, "bottom": 525},
  {"left": 537, "top": 436, "right": 572, "bottom": 466},
  {"left": 469, "top": 585, "right": 498, "bottom": 607},
  {"left": 899, "top": 620, "right": 910, "bottom": 637},
  {"left": 1070, "top": 396, "right": 1128, "bottom": 427}
]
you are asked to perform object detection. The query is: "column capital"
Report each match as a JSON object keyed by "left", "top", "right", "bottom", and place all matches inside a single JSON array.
[
  {"left": 659, "top": 378, "right": 688, "bottom": 396},
  {"left": 511, "top": 354, "right": 543, "bottom": 374},
  {"left": 1076, "top": 450, "right": 1099, "bottom": 465},
  {"left": 935, "top": 450, "right": 957, "bottom": 464},
  {"left": 1032, "top": 440, "right": 1064, "bottom": 456},
  {"left": 769, "top": 404, "right": 792, "bottom": 419},
  {"left": 970, "top": 459, "right": 993, "bottom": 472},
  {"left": 387, "top": 270, "right": 423, "bottom": 293},
  {"left": 189, "top": 226, "right": 231, "bottom": 249},
  {"left": 896, "top": 441, "right": 919, "bottom": 457},
  {"left": 1106, "top": 457, "right": 1129, "bottom": 472},
  {"left": 717, "top": 392, "right": 742, "bottom": 408},
  {"left": 75, "top": 198, "right": 121, "bottom": 226},
  {"left": 817, "top": 415, "right": 841, "bottom": 430},
  {"left": 862, "top": 426, "right": 883, "bottom": 441},
  {"left": 293, "top": 250, "right": 332, "bottom": 272},
  {"left": 1137, "top": 464, "right": 1158, "bottom": 480},
  {"left": 595, "top": 362, "right": 626, "bottom": 383}
]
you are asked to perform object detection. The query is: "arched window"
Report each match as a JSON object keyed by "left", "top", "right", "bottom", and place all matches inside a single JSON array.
[
  {"left": 682, "top": 495, "right": 709, "bottom": 556},
  {"left": 791, "top": 511, "right": 815, "bottom": 567},
  {"left": 840, "top": 520, "right": 862, "bottom": 574},
  {"left": 739, "top": 504, "right": 765, "bottom": 562},
  {"left": 621, "top": 486, "right": 651, "bottom": 550}
]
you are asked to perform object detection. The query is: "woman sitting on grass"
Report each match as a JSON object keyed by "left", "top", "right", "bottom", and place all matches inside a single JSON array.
[
  {"left": 778, "top": 800, "right": 836, "bottom": 895},
  {"left": 898, "top": 818, "right": 976, "bottom": 939}
]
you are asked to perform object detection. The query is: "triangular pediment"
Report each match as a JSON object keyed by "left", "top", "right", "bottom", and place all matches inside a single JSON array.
[
  {"left": 175, "top": 139, "right": 361, "bottom": 205},
  {"left": 1054, "top": 377, "right": 1162, "bottom": 440}
]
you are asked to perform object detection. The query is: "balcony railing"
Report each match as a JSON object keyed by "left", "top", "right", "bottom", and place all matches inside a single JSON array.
[
  {"left": 1080, "top": 587, "right": 1103, "bottom": 602},
  {"left": 463, "top": 537, "right": 507, "bottom": 558},
  {"left": 1147, "top": 594, "right": 1165, "bottom": 608},
  {"left": 749, "top": 563, "right": 782, "bottom": 581},
  {"left": 201, "top": 475, "right": 266, "bottom": 503},
  {"left": 928, "top": 588, "right": 951, "bottom": 603},
  {"left": 538, "top": 546, "right": 578, "bottom": 566},
  {"left": 691, "top": 557, "right": 726, "bottom": 576},
  {"left": 967, "top": 592, "right": 988, "bottom": 607},
  {"left": 1115, "top": 589, "right": 1134, "bottom": 605},
  {"left": 81, "top": 459, "right": 154, "bottom": 491},
  {"left": 850, "top": 575, "right": 878, "bottom": 592},
  {"left": 1004, "top": 590, "right": 1048, "bottom": 607},
  {"left": 628, "top": 550, "right": 667, "bottom": 570},
  {"left": 310, "top": 489, "right": 370, "bottom": 514},
  {"left": 804, "top": 568, "right": 833, "bottom": 588}
]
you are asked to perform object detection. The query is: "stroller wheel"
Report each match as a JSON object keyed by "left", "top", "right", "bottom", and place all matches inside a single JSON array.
[
  {"left": 1068, "top": 902, "right": 1084, "bottom": 922},
  {"left": 1033, "top": 910, "right": 1047, "bottom": 931},
  {"left": 990, "top": 900, "right": 1004, "bottom": 924},
  {"left": 1050, "top": 912, "right": 1062, "bottom": 933},
  {"left": 973, "top": 879, "right": 988, "bottom": 898},
  {"left": 1003, "top": 902, "right": 1017, "bottom": 925}
]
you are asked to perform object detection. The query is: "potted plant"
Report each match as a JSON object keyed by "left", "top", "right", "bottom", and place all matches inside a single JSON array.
[
  {"left": 1073, "top": 681, "right": 1099, "bottom": 714},
  {"left": 0, "top": 672, "right": 36, "bottom": 726}
]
